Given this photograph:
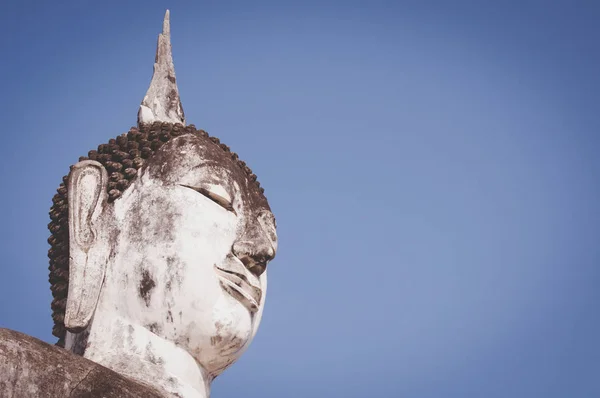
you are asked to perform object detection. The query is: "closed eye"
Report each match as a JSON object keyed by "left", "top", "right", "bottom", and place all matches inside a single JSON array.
[{"left": 181, "top": 185, "right": 237, "bottom": 215}]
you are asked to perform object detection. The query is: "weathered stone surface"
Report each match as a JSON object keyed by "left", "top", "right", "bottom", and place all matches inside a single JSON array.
[
  {"left": 0, "top": 328, "right": 164, "bottom": 397},
  {"left": 138, "top": 10, "right": 186, "bottom": 126},
  {"left": 44, "top": 120, "right": 277, "bottom": 397},
  {"left": 3, "top": 9, "right": 279, "bottom": 398}
]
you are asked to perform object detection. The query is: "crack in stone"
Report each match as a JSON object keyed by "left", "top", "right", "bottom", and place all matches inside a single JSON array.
[{"left": 68, "top": 367, "right": 93, "bottom": 397}]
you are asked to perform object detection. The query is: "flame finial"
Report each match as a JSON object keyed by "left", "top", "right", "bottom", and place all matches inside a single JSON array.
[{"left": 137, "top": 10, "right": 186, "bottom": 126}]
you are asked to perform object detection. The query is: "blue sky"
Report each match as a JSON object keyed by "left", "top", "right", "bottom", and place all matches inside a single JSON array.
[{"left": 1, "top": 1, "right": 599, "bottom": 397}]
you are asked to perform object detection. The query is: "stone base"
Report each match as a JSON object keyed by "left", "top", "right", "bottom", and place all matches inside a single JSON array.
[{"left": 0, "top": 328, "right": 164, "bottom": 397}]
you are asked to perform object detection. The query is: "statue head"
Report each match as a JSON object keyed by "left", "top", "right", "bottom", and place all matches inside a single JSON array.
[{"left": 47, "top": 11, "right": 277, "bottom": 392}]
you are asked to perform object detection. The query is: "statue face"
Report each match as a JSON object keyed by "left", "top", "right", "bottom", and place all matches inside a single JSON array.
[{"left": 100, "top": 134, "right": 277, "bottom": 376}]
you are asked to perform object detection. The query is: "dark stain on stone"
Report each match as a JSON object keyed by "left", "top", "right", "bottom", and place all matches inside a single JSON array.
[
  {"left": 144, "top": 342, "right": 165, "bottom": 366},
  {"left": 149, "top": 195, "right": 177, "bottom": 242},
  {"left": 148, "top": 323, "right": 161, "bottom": 335},
  {"left": 226, "top": 336, "right": 244, "bottom": 354},
  {"left": 127, "top": 325, "right": 135, "bottom": 347},
  {"left": 210, "top": 335, "right": 223, "bottom": 346},
  {"left": 70, "top": 328, "right": 90, "bottom": 356},
  {"left": 139, "top": 270, "right": 156, "bottom": 306},
  {"left": 166, "top": 88, "right": 180, "bottom": 115},
  {"left": 166, "top": 310, "right": 173, "bottom": 323},
  {"left": 165, "top": 256, "right": 180, "bottom": 291},
  {"left": 175, "top": 334, "right": 190, "bottom": 347}
]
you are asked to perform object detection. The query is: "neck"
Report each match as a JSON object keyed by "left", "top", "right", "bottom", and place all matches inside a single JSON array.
[{"left": 73, "top": 310, "right": 210, "bottom": 398}]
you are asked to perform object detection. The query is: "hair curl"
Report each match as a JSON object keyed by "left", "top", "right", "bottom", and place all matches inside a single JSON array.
[{"left": 48, "top": 122, "right": 264, "bottom": 346}]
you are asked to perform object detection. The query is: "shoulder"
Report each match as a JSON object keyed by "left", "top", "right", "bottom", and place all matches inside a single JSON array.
[{"left": 0, "top": 328, "right": 165, "bottom": 397}]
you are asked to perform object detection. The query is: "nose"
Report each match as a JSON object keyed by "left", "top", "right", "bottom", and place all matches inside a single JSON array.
[{"left": 232, "top": 228, "right": 275, "bottom": 278}]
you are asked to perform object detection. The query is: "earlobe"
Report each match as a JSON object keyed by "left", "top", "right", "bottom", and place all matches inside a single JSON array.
[{"left": 65, "top": 160, "right": 109, "bottom": 332}]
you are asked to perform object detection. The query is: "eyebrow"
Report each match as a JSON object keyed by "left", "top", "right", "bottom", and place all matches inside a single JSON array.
[{"left": 190, "top": 163, "right": 236, "bottom": 180}]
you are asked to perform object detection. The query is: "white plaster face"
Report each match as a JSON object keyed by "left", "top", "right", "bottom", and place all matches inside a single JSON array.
[{"left": 97, "top": 134, "right": 277, "bottom": 378}]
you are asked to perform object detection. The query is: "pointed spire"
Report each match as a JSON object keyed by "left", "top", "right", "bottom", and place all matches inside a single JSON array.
[{"left": 137, "top": 10, "right": 186, "bottom": 126}]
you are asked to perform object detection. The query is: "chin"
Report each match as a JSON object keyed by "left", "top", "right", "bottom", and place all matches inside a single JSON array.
[{"left": 192, "top": 295, "right": 258, "bottom": 377}]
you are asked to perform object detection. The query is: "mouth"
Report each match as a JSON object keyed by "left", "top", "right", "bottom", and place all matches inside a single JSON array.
[{"left": 214, "top": 264, "right": 262, "bottom": 313}]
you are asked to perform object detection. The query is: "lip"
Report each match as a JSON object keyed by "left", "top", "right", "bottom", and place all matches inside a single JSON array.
[{"left": 214, "top": 265, "right": 262, "bottom": 313}]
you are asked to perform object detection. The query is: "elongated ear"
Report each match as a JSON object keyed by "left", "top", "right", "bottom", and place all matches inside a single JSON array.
[{"left": 65, "top": 160, "right": 109, "bottom": 332}]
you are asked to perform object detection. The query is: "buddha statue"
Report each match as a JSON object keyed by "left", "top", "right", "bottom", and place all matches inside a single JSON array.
[{"left": 0, "top": 10, "right": 277, "bottom": 398}]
